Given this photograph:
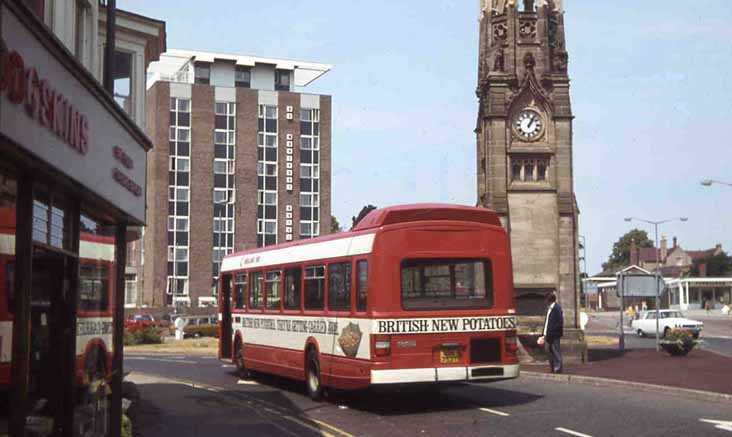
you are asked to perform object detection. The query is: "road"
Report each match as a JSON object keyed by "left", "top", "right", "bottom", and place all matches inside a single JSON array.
[
  {"left": 125, "top": 354, "right": 732, "bottom": 437},
  {"left": 586, "top": 311, "right": 732, "bottom": 356}
]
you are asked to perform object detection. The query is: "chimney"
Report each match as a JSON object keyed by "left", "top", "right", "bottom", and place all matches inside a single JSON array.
[
  {"left": 716, "top": 244, "right": 723, "bottom": 252},
  {"left": 673, "top": 236, "right": 678, "bottom": 249},
  {"left": 660, "top": 236, "right": 668, "bottom": 263}
]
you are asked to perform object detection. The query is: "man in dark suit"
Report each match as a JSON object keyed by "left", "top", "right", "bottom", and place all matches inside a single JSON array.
[{"left": 537, "top": 293, "right": 563, "bottom": 373}]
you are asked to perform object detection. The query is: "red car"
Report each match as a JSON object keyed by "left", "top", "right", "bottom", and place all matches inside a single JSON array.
[{"left": 124, "top": 314, "right": 158, "bottom": 331}]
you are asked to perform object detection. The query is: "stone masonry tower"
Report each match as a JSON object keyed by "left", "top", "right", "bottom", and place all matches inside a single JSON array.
[{"left": 476, "top": 0, "right": 584, "bottom": 361}]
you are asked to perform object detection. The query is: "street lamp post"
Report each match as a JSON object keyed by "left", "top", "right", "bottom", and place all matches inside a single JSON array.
[
  {"left": 701, "top": 179, "right": 732, "bottom": 188},
  {"left": 624, "top": 216, "right": 688, "bottom": 351}
]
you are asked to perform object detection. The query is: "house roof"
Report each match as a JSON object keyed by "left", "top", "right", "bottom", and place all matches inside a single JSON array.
[{"left": 686, "top": 248, "right": 719, "bottom": 260}]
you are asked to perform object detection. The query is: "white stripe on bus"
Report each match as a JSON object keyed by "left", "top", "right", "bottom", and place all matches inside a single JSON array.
[
  {"left": 221, "top": 233, "right": 375, "bottom": 272},
  {"left": 0, "top": 234, "right": 15, "bottom": 256},
  {"left": 79, "top": 240, "right": 115, "bottom": 261},
  {"left": 0, "top": 321, "right": 12, "bottom": 363}
]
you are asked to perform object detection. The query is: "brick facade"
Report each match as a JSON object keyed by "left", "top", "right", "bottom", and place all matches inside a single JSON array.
[{"left": 139, "top": 82, "right": 332, "bottom": 308}]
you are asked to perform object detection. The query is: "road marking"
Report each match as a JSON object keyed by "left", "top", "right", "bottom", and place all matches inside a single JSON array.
[
  {"left": 281, "top": 415, "right": 338, "bottom": 437},
  {"left": 556, "top": 427, "right": 593, "bottom": 437},
  {"left": 700, "top": 419, "right": 732, "bottom": 432},
  {"left": 479, "top": 407, "right": 510, "bottom": 417},
  {"left": 237, "top": 379, "right": 259, "bottom": 385},
  {"left": 125, "top": 356, "right": 197, "bottom": 364},
  {"left": 310, "top": 418, "right": 356, "bottom": 437},
  {"left": 221, "top": 364, "right": 235, "bottom": 368}
]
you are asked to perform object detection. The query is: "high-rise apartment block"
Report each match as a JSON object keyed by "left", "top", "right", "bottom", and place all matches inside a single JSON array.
[{"left": 144, "top": 50, "right": 332, "bottom": 307}]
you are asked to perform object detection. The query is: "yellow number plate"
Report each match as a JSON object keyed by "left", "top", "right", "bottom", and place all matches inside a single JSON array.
[{"left": 440, "top": 349, "right": 460, "bottom": 364}]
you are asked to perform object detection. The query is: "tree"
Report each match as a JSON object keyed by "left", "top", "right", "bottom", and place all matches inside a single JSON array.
[
  {"left": 691, "top": 251, "right": 732, "bottom": 277},
  {"left": 351, "top": 204, "right": 377, "bottom": 229},
  {"left": 330, "top": 215, "right": 341, "bottom": 233},
  {"left": 602, "top": 228, "right": 654, "bottom": 272}
]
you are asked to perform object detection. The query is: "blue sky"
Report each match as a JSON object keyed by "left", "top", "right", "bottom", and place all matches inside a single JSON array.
[{"left": 120, "top": 0, "right": 732, "bottom": 274}]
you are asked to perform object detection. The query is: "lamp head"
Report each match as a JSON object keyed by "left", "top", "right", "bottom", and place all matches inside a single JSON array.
[
  {"left": 624, "top": 217, "right": 632, "bottom": 222},
  {"left": 701, "top": 180, "right": 713, "bottom": 187},
  {"left": 679, "top": 217, "right": 688, "bottom": 222}
]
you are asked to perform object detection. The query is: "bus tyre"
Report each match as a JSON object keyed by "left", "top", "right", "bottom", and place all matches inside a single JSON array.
[
  {"left": 306, "top": 350, "right": 323, "bottom": 401},
  {"left": 235, "top": 339, "right": 249, "bottom": 377}
]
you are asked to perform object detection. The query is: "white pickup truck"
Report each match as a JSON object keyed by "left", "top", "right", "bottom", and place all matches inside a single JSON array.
[{"left": 631, "top": 310, "right": 703, "bottom": 339}]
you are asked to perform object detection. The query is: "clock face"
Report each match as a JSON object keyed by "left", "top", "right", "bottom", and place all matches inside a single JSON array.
[{"left": 514, "top": 109, "right": 544, "bottom": 141}]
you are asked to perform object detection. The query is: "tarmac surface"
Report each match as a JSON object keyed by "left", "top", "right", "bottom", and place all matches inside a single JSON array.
[{"left": 124, "top": 352, "right": 732, "bottom": 437}]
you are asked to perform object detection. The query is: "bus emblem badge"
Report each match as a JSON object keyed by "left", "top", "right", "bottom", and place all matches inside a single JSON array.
[{"left": 338, "top": 322, "right": 362, "bottom": 358}]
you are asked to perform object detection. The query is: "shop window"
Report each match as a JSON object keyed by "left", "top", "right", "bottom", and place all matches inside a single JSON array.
[{"left": 33, "top": 192, "right": 71, "bottom": 250}]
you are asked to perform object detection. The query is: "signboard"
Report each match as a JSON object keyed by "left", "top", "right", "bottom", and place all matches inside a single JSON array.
[
  {"left": 617, "top": 273, "right": 665, "bottom": 297},
  {"left": 0, "top": 5, "right": 147, "bottom": 223}
]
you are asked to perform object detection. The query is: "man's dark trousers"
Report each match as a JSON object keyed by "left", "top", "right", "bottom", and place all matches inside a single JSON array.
[{"left": 544, "top": 303, "right": 564, "bottom": 373}]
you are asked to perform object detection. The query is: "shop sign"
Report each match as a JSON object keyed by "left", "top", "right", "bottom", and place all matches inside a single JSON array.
[{"left": 0, "top": 5, "right": 147, "bottom": 223}]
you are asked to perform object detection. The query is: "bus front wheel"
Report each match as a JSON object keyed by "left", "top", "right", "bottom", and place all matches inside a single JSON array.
[{"left": 305, "top": 349, "right": 323, "bottom": 401}]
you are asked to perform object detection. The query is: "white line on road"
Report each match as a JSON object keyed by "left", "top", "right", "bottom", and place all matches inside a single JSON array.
[
  {"left": 221, "top": 364, "right": 235, "bottom": 368},
  {"left": 125, "top": 356, "right": 197, "bottom": 364},
  {"left": 700, "top": 419, "right": 732, "bottom": 432},
  {"left": 237, "top": 379, "right": 259, "bottom": 385},
  {"left": 556, "top": 427, "right": 593, "bottom": 437},
  {"left": 479, "top": 407, "right": 510, "bottom": 417}
]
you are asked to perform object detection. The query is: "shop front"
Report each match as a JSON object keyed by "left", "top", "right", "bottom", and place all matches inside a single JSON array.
[{"left": 0, "top": 1, "right": 150, "bottom": 436}]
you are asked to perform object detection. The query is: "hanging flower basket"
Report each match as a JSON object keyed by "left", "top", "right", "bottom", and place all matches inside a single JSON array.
[{"left": 659, "top": 329, "right": 700, "bottom": 356}]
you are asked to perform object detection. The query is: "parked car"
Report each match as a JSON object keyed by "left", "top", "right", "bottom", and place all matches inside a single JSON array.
[
  {"left": 124, "top": 314, "right": 158, "bottom": 331},
  {"left": 631, "top": 310, "right": 703, "bottom": 339},
  {"left": 177, "top": 315, "right": 219, "bottom": 338}
]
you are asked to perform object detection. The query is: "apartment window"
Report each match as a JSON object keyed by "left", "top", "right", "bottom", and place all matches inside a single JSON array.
[
  {"left": 235, "top": 66, "right": 251, "bottom": 88},
  {"left": 304, "top": 266, "right": 325, "bottom": 310},
  {"left": 125, "top": 274, "right": 137, "bottom": 306},
  {"left": 328, "top": 263, "right": 351, "bottom": 311},
  {"left": 257, "top": 104, "right": 278, "bottom": 247},
  {"left": 112, "top": 50, "right": 133, "bottom": 116},
  {"left": 74, "top": 0, "right": 89, "bottom": 62},
  {"left": 275, "top": 69, "right": 290, "bottom": 91},
  {"left": 167, "top": 98, "right": 192, "bottom": 305},
  {"left": 194, "top": 62, "right": 211, "bottom": 85},
  {"left": 213, "top": 101, "right": 236, "bottom": 277},
  {"left": 299, "top": 108, "right": 320, "bottom": 239},
  {"left": 511, "top": 157, "right": 550, "bottom": 183}
]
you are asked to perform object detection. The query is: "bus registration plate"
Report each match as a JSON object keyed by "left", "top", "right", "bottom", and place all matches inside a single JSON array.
[{"left": 440, "top": 349, "right": 460, "bottom": 364}]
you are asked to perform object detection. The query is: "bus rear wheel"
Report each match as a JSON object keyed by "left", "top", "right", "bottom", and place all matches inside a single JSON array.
[{"left": 305, "top": 350, "right": 323, "bottom": 401}]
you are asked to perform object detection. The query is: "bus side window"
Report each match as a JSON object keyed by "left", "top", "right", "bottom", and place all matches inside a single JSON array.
[
  {"left": 265, "top": 270, "right": 282, "bottom": 310},
  {"left": 356, "top": 260, "right": 367, "bottom": 312},
  {"left": 234, "top": 272, "right": 247, "bottom": 309},
  {"left": 284, "top": 267, "right": 301, "bottom": 310},
  {"left": 328, "top": 262, "right": 351, "bottom": 312},
  {"left": 249, "top": 271, "right": 263, "bottom": 309},
  {"left": 304, "top": 266, "right": 325, "bottom": 310}
]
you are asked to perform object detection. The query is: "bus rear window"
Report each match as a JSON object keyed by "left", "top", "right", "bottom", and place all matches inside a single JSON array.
[
  {"left": 400, "top": 259, "right": 493, "bottom": 310},
  {"left": 79, "top": 263, "right": 110, "bottom": 311}
]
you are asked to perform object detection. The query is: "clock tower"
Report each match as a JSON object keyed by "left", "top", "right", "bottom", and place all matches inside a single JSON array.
[{"left": 476, "top": 0, "right": 585, "bottom": 361}]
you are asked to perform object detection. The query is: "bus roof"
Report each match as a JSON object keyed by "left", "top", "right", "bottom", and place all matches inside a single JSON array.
[
  {"left": 220, "top": 204, "right": 501, "bottom": 273},
  {"left": 352, "top": 203, "right": 501, "bottom": 231}
]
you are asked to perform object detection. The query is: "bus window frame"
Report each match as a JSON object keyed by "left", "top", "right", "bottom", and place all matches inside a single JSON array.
[
  {"left": 233, "top": 271, "right": 247, "bottom": 312},
  {"left": 263, "top": 269, "right": 283, "bottom": 313},
  {"left": 282, "top": 264, "right": 303, "bottom": 314},
  {"left": 302, "top": 263, "right": 326, "bottom": 314},
  {"left": 326, "top": 258, "right": 353, "bottom": 315},
  {"left": 354, "top": 258, "right": 368, "bottom": 314},
  {"left": 248, "top": 270, "right": 264, "bottom": 312}
]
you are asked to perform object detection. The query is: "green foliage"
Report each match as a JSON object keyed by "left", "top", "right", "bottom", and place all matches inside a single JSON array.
[
  {"left": 691, "top": 251, "right": 732, "bottom": 277},
  {"left": 124, "top": 327, "right": 163, "bottom": 345},
  {"left": 602, "top": 229, "right": 653, "bottom": 272},
  {"left": 351, "top": 205, "right": 377, "bottom": 229},
  {"left": 330, "top": 215, "right": 341, "bottom": 233},
  {"left": 121, "top": 414, "right": 132, "bottom": 437},
  {"left": 661, "top": 328, "right": 699, "bottom": 355},
  {"left": 183, "top": 324, "right": 219, "bottom": 338}
]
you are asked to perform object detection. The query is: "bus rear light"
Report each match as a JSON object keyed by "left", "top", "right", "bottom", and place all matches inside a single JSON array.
[
  {"left": 505, "top": 333, "right": 518, "bottom": 354},
  {"left": 374, "top": 335, "right": 391, "bottom": 357},
  {"left": 507, "top": 309, "right": 516, "bottom": 315}
]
